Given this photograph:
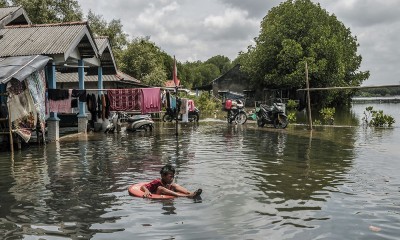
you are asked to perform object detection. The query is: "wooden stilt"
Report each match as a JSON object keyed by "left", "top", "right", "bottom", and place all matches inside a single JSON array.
[
  {"left": 305, "top": 62, "right": 313, "bottom": 130},
  {"left": 7, "top": 100, "right": 14, "bottom": 153}
]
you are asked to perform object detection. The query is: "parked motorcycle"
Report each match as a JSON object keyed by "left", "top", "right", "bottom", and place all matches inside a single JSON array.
[
  {"left": 105, "top": 112, "right": 154, "bottom": 132},
  {"left": 126, "top": 114, "right": 154, "bottom": 131},
  {"left": 224, "top": 99, "right": 247, "bottom": 124},
  {"left": 256, "top": 99, "right": 288, "bottom": 129},
  {"left": 162, "top": 107, "right": 200, "bottom": 122},
  {"left": 104, "top": 112, "right": 121, "bottom": 133}
]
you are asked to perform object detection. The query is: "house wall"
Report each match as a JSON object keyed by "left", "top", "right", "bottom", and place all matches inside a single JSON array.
[{"left": 211, "top": 65, "right": 255, "bottom": 107}]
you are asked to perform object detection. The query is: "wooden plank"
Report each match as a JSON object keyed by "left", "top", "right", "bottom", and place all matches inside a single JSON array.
[{"left": 297, "top": 84, "right": 400, "bottom": 91}]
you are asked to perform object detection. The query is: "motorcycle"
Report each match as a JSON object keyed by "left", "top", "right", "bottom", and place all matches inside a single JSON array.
[
  {"left": 105, "top": 112, "right": 154, "bottom": 132},
  {"left": 104, "top": 112, "right": 121, "bottom": 133},
  {"left": 162, "top": 107, "right": 200, "bottom": 122},
  {"left": 255, "top": 99, "right": 288, "bottom": 129},
  {"left": 224, "top": 99, "right": 247, "bottom": 124},
  {"left": 126, "top": 114, "right": 154, "bottom": 131}
]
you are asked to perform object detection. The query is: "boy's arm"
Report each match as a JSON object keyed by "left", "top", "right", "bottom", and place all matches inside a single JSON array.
[{"left": 141, "top": 185, "right": 152, "bottom": 198}]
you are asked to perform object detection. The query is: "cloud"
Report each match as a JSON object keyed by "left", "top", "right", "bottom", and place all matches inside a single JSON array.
[
  {"left": 323, "top": 0, "right": 400, "bottom": 27},
  {"left": 78, "top": 0, "right": 400, "bottom": 85},
  {"left": 203, "top": 8, "right": 259, "bottom": 40},
  {"left": 218, "top": 0, "right": 278, "bottom": 18}
]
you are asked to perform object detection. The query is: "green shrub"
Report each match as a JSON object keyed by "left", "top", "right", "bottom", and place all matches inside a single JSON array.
[
  {"left": 362, "top": 106, "right": 395, "bottom": 127},
  {"left": 286, "top": 99, "right": 298, "bottom": 110},
  {"left": 319, "top": 107, "right": 335, "bottom": 125},
  {"left": 313, "top": 119, "right": 322, "bottom": 125},
  {"left": 193, "top": 92, "right": 220, "bottom": 115},
  {"left": 287, "top": 112, "right": 297, "bottom": 123}
]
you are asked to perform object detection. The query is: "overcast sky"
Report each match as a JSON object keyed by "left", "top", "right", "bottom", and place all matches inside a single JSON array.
[{"left": 77, "top": 0, "right": 400, "bottom": 86}]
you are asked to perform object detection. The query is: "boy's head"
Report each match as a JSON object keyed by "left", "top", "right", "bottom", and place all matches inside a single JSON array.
[
  {"left": 160, "top": 164, "right": 175, "bottom": 175},
  {"left": 160, "top": 164, "right": 175, "bottom": 184}
]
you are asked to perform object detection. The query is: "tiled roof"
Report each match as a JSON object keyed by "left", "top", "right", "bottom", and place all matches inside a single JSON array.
[{"left": 165, "top": 79, "right": 180, "bottom": 87}]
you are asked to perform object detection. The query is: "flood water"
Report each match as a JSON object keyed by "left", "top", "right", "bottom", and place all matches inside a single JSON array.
[{"left": 0, "top": 103, "right": 399, "bottom": 239}]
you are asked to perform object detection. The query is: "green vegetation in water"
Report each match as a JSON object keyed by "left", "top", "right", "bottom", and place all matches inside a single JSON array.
[
  {"left": 179, "top": 92, "right": 220, "bottom": 115},
  {"left": 286, "top": 99, "right": 298, "bottom": 110},
  {"left": 362, "top": 106, "right": 395, "bottom": 127},
  {"left": 287, "top": 112, "right": 297, "bottom": 123}
]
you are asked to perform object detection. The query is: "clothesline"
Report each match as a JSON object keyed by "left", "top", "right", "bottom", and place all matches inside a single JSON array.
[{"left": 49, "top": 88, "right": 154, "bottom": 91}]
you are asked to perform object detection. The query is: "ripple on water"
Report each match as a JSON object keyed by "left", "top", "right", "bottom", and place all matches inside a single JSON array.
[{"left": 0, "top": 122, "right": 400, "bottom": 239}]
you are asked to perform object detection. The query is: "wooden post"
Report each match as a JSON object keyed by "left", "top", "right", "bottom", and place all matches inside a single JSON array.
[
  {"left": 305, "top": 62, "right": 313, "bottom": 130},
  {"left": 7, "top": 99, "right": 14, "bottom": 153},
  {"left": 175, "top": 86, "right": 179, "bottom": 137}
]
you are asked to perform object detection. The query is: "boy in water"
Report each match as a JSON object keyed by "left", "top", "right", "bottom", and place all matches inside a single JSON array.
[{"left": 141, "top": 164, "right": 202, "bottom": 198}]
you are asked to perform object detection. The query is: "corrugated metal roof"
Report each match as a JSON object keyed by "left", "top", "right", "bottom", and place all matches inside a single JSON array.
[
  {"left": 0, "top": 6, "right": 31, "bottom": 28},
  {"left": 95, "top": 37, "right": 108, "bottom": 54},
  {"left": 0, "top": 7, "right": 21, "bottom": 21},
  {"left": 93, "top": 36, "right": 117, "bottom": 73},
  {"left": 56, "top": 70, "right": 140, "bottom": 83},
  {"left": 0, "top": 6, "right": 20, "bottom": 21},
  {"left": 0, "top": 22, "right": 97, "bottom": 59}
]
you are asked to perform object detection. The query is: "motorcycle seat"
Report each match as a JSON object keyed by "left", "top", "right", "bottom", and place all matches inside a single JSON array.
[{"left": 127, "top": 115, "right": 150, "bottom": 123}]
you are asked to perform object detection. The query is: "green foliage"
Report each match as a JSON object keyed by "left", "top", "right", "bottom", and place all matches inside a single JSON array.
[
  {"left": 11, "top": 0, "right": 83, "bottom": 23},
  {"left": 313, "top": 119, "right": 322, "bottom": 125},
  {"left": 0, "top": 0, "right": 8, "bottom": 7},
  {"left": 141, "top": 65, "right": 167, "bottom": 87},
  {"left": 287, "top": 112, "right": 297, "bottom": 123},
  {"left": 205, "top": 55, "right": 232, "bottom": 74},
  {"left": 240, "top": 0, "right": 369, "bottom": 107},
  {"left": 193, "top": 64, "right": 220, "bottom": 88},
  {"left": 362, "top": 106, "right": 395, "bottom": 127},
  {"left": 119, "top": 37, "right": 167, "bottom": 86},
  {"left": 319, "top": 107, "right": 335, "bottom": 125},
  {"left": 286, "top": 99, "right": 298, "bottom": 110},
  {"left": 87, "top": 10, "right": 128, "bottom": 57},
  {"left": 193, "top": 92, "right": 220, "bottom": 114},
  {"left": 355, "top": 87, "right": 400, "bottom": 97},
  {"left": 176, "top": 91, "right": 219, "bottom": 115}
]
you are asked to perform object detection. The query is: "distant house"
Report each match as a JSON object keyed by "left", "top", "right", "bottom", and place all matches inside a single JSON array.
[
  {"left": 193, "top": 64, "right": 255, "bottom": 106},
  {"left": 193, "top": 64, "right": 295, "bottom": 107}
]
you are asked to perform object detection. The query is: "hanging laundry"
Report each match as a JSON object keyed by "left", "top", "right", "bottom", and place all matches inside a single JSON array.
[
  {"left": 48, "top": 89, "right": 72, "bottom": 113},
  {"left": 97, "top": 94, "right": 102, "bottom": 119},
  {"left": 71, "top": 89, "right": 87, "bottom": 102},
  {"left": 141, "top": 88, "right": 161, "bottom": 114},
  {"left": 107, "top": 89, "right": 141, "bottom": 112},
  {"left": 7, "top": 84, "right": 37, "bottom": 142},
  {"left": 48, "top": 89, "right": 69, "bottom": 101},
  {"left": 188, "top": 99, "right": 195, "bottom": 112},
  {"left": 180, "top": 98, "right": 188, "bottom": 115},
  {"left": 25, "top": 70, "right": 46, "bottom": 141},
  {"left": 105, "top": 94, "right": 110, "bottom": 119}
]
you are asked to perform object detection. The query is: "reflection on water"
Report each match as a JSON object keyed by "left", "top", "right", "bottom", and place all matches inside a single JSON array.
[{"left": 0, "top": 104, "right": 399, "bottom": 239}]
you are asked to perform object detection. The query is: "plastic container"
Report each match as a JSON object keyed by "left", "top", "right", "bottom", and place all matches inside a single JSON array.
[{"left": 225, "top": 99, "right": 232, "bottom": 110}]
